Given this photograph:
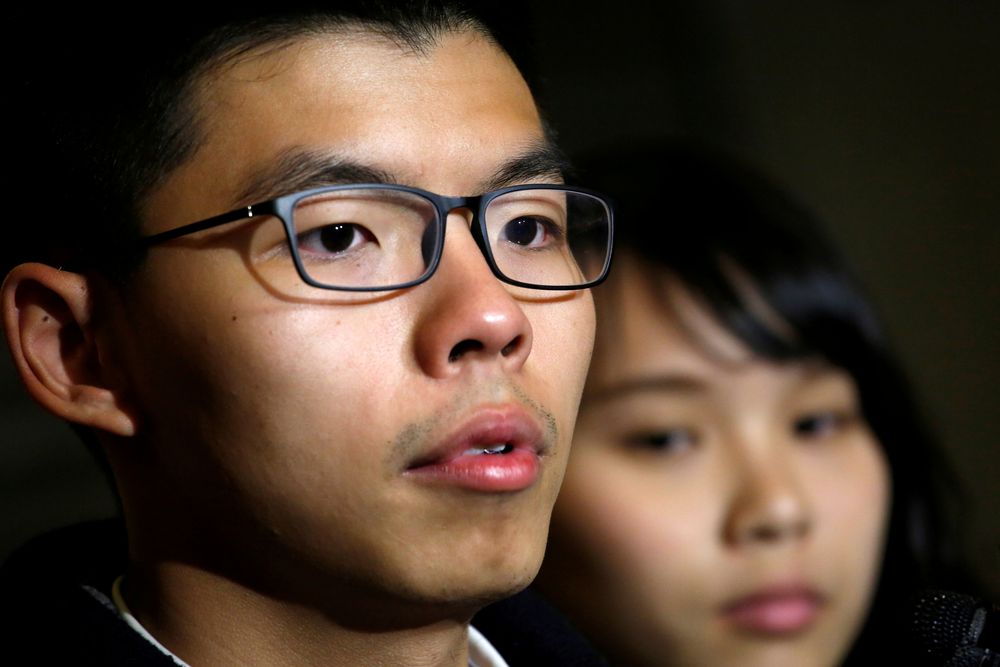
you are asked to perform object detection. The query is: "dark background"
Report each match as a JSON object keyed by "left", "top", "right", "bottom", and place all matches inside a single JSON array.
[{"left": 2, "top": 1, "right": 997, "bottom": 596}]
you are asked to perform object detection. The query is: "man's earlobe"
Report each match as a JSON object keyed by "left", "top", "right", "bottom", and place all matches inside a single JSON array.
[{"left": 2, "top": 263, "right": 137, "bottom": 437}]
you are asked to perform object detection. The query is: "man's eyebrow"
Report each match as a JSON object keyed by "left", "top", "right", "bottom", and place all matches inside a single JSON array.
[
  {"left": 479, "top": 142, "right": 571, "bottom": 192},
  {"left": 584, "top": 375, "right": 707, "bottom": 404},
  {"left": 235, "top": 141, "right": 570, "bottom": 206},
  {"left": 235, "top": 149, "right": 396, "bottom": 205}
]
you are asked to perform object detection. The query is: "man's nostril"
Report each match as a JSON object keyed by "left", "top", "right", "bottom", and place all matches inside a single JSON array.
[
  {"left": 448, "top": 339, "right": 484, "bottom": 363},
  {"left": 500, "top": 336, "right": 522, "bottom": 357}
]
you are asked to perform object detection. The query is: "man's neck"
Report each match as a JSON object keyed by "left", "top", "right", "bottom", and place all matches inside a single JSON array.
[{"left": 124, "top": 561, "right": 477, "bottom": 667}]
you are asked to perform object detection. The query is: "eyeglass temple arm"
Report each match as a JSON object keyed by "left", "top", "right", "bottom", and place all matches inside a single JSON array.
[{"left": 139, "top": 202, "right": 278, "bottom": 247}]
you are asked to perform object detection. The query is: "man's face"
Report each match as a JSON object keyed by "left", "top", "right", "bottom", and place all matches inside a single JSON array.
[{"left": 109, "top": 31, "right": 595, "bottom": 611}]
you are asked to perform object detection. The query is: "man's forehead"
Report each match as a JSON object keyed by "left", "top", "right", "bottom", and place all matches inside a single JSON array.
[
  {"left": 143, "top": 28, "right": 548, "bottom": 230},
  {"left": 201, "top": 28, "right": 504, "bottom": 102}
]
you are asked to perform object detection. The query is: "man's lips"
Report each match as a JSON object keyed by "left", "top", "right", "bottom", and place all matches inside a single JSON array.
[
  {"left": 719, "top": 584, "right": 826, "bottom": 635},
  {"left": 403, "top": 406, "right": 546, "bottom": 492}
]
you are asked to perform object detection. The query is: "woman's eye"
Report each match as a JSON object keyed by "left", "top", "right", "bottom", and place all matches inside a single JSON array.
[
  {"left": 500, "top": 216, "right": 561, "bottom": 248},
  {"left": 793, "top": 411, "right": 849, "bottom": 439},
  {"left": 624, "top": 429, "right": 697, "bottom": 454},
  {"left": 298, "top": 223, "right": 375, "bottom": 255}
]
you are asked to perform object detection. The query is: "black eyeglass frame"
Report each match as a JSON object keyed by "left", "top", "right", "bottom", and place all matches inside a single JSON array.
[{"left": 140, "top": 183, "right": 614, "bottom": 292}]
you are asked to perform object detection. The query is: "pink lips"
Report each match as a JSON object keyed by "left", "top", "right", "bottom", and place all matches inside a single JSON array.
[
  {"left": 403, "top": 407, "right": 545, "bottom": 492},
  {"left": 720, "top": 586, "right": 824, "bottom": 635}
]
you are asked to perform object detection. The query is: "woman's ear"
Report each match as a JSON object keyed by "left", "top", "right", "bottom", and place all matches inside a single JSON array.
[{"left": 2, "top": 263, "right": 137, "bottom": 437}]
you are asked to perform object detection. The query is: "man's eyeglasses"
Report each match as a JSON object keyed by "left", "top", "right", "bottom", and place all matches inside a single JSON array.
[{"left": 140, "top": 183, "right": 614, "bottom": 292}]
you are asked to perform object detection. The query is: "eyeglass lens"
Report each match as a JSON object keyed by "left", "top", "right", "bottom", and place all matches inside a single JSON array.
[{"left": 247, "top": 187, "right": 610, "bottom": 290}]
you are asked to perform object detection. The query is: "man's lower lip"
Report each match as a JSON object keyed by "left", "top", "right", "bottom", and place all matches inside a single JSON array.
[
  {"left": 404, "top": 449, "right": 539, "bottom": 492},
  {"left": 721, "top": 594, "right": 822, "bottom": 635}
]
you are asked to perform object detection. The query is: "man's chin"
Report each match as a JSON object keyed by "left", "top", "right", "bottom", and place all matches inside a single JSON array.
[
  {"left": 322, "top": 567, "right": 538, "bottom": 632},
  {"left": 381, "top": 544, "right": 544, "bottom": 617},
  {"left": 412, "top": 557, "right": 539, "bottom": 606}
]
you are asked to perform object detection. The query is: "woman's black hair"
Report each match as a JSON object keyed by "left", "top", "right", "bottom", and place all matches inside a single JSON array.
[{"left": 576, "top": 141, "right": 976, "bottom": 664}]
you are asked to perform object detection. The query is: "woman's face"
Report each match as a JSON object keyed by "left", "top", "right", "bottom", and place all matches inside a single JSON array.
[{"left": 540, "top": 259, "right": 891, "bottom": 667}]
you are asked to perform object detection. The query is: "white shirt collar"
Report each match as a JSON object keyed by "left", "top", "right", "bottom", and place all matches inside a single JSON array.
[
  {"left": 468, "top": 624, "right": 510, "bottom": 667},
  {"left": 111, "top": 576, "right": 509, "bottom": 667}
]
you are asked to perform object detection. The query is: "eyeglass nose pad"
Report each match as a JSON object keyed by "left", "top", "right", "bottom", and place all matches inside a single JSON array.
[
  {"left": 420, "top": 223, "right": 439, "bottom": 268},
  {"left": 461, "top": 209, "right": 492, "bottom": 260},
  {"left": 440, "top": 205, "right": 490, "bottom": 264}
]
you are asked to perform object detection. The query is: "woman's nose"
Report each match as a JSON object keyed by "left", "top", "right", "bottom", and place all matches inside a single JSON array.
[{"left": 723, "top": 452, "right": 812, "bottom": 548}]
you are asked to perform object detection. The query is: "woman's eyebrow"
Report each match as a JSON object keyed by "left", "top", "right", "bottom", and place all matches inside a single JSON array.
[{"left": 584, "top": 375, "right": 708, "bottom": 404}]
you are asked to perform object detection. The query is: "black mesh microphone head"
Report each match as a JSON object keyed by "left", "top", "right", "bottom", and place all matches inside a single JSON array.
[{"left": 908, "top": 589, "right": 997, "bottom": 667}]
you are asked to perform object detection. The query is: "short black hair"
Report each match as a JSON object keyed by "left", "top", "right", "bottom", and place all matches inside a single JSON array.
[
  {"left": 4, "top": 1, "right": 503, "bottom": 280},
  {"left": 576, "top": 141, "right": 978, "bottom": 665}
]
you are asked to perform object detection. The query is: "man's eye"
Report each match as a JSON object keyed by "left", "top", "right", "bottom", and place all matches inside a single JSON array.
[
  {"left": 793, "top": 411, "right": 850, "bottom": 439},
  {"left": 624, "top": 428, "right": 698, "bottom": 454},
  {"left": 500, "top": 216, "right": 562, "bottom": 248},
  {"left": 297, "top": 223, "right": 375, "bottom": 256}
]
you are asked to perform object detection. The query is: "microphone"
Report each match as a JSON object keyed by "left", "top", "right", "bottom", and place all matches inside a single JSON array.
[{"left": 907, "top": 589, "right": 999, "bottom": 666}]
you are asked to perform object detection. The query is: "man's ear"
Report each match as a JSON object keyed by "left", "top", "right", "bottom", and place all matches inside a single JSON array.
[{"left": 2, "top": 263, "right": 137, "bottom": 437}]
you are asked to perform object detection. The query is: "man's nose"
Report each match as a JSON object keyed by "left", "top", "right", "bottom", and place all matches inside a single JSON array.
[
  {"left": 411, "top": 212, "right": 532, "bottom": 379},
  {"left": 722, "top": 444, "right": 812, "bottom": 548}
]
